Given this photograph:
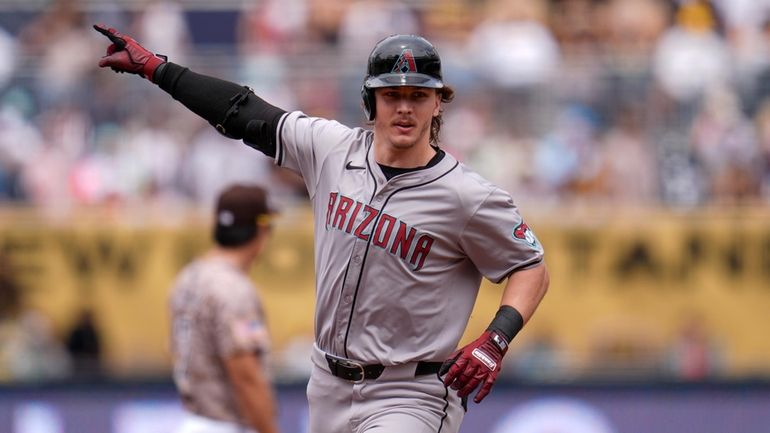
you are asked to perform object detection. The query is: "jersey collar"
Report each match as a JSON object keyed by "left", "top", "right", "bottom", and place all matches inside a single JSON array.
[{"left": 365, "top": 140, "right": 458, "bottom": 188}]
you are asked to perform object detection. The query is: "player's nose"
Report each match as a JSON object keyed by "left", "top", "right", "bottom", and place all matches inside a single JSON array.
[{"left": 395, "top": 98, "right": 413, "bottom": 113}]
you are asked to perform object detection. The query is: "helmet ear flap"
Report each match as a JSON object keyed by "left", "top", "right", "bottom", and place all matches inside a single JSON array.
[{"left": 361, "top": 85, "right": 375, "bottom": 121}]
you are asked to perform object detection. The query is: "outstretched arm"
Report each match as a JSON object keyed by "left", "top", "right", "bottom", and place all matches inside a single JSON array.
[
  {"left": 153, "top": 63, "right": 285, "bottom": 156},
  {"left": 94, "top": 24, "right": 286, "bottom": 157}
]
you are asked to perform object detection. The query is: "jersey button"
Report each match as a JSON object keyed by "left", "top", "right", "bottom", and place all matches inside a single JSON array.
[
  {"left": 353, "top": 256, "right": 362, "bottom": 264},
  {"left": 344, "top": 295, "right": 352, "bottom": 303}
]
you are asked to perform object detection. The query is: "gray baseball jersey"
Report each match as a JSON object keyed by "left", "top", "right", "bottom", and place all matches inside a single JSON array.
[{"left": 274, "top": 112, "right": 544, "bottom": 365}]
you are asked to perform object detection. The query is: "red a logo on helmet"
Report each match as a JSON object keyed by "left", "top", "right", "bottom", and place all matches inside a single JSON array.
[{"left": 392, "top": 49, "right": 417, "bottom": 74}]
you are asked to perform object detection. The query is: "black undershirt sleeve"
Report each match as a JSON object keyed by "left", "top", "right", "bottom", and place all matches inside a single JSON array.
[{"left": 153, "top": 62, "right": 286, "bottom": 158}]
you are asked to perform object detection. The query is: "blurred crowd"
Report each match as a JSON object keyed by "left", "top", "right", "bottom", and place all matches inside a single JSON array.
[
  {"left": 0, "top": 253, "right": 101, "bottom": 383},
  {"left": 0, "top": 0, "right": 769, "bottom": 213}
]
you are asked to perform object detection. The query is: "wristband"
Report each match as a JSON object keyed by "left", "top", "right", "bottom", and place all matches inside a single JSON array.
[{"left": 486, "top": 305, "right": 524, "bottom": 344}]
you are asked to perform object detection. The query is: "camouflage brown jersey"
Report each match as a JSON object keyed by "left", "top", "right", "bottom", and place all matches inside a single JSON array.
[{"left": 169, "top": 256, "right": 270, "bottom": 423}]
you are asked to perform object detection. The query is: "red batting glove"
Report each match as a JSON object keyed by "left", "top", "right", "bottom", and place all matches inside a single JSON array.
[
  {"left": 93, "top": 24, "right": 166, "bottom": 82},
  {"left": 440, "top": 330, "right": 509, "bottom": 403}
]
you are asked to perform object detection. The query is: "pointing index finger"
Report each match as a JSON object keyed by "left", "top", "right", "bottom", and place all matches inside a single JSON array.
[{"left": 93, "top": 24, "right": 126, "bottom": 50}]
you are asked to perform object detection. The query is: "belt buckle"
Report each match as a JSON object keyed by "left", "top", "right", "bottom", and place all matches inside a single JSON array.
[{"left": 337, "top": 358, "right": 366, "bottom": 384}]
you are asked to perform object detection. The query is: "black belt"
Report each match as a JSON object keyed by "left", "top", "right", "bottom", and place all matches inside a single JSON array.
[{"left": 325, "top": 354, "right": 443, "bottom": 383}]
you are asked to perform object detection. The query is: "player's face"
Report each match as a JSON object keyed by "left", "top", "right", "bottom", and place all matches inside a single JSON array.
[{"left": 373, "top": 86, "right": 440, "bottom": 150}]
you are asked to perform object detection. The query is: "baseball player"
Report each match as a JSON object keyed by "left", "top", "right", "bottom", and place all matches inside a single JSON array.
[
  {"left": 169, "top": 184, "right": 280, "bottom": 433},
  {"left": 96, "top": 25, "right": 549, "bottom": 433}
]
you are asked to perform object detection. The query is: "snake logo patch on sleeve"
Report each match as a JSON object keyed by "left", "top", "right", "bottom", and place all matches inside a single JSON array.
[{"left": 513, "top": 221, "right": 539, "bottom": 248}]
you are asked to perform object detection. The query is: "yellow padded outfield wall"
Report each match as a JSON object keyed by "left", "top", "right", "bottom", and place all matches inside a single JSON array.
[{"left": 1, "top": 205, "right": 769, "bottom": 377}]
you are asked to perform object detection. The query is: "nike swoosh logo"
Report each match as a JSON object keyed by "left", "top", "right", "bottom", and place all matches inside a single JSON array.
[{"left": 345, "top": 161, "right": 365, "bottom": 170}]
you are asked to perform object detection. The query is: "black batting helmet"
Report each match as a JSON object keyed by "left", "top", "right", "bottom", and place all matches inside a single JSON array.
[{"left": 361, "top": 34, "right": 444, "bottom": 121}]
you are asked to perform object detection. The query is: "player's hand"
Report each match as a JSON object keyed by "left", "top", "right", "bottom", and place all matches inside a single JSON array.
[
  {"left": 440, "top": 330, "right": 509, "bottom": 403},
  {"left": 93, "top": 24, "right": 166, "bottom": 82}
]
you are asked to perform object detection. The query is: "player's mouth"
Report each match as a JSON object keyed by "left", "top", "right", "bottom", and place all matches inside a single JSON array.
[{"left": 393, "top": 119, "right": 415, "bottom": 134}]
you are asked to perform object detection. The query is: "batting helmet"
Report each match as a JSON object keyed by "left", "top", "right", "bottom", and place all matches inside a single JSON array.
[{"left": 361, "top": 34, "right": 444, "bottom": 121}]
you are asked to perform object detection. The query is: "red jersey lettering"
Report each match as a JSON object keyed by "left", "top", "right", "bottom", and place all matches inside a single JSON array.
[
  {"left": 334, "top": 196, "right": 354, "bottom": 231},
  {"left": 410, "top": 235, "right": 434, "bottom": 271},
  {"left": 326, "top": 192, "right": 338, "bottom": 229},
  {"left": 354, "top": 205, "right": 379, "bottom": 241},
  {"left": 373, "top": 214, "right": 396, "bottom": 248},
  {"left": 390, "top": 221, "right": 416, "bottom": 260},
  {"left": 345, "top": 202, "right": 363, "bottom": 234}
]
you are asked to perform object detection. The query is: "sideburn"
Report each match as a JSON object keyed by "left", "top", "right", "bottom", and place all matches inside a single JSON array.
[
  {"left": 430, "top": 115, "right": 443, "bottom": 147},
  {"left": 430, "top": 86, "right": 455, "bottom": 146}
]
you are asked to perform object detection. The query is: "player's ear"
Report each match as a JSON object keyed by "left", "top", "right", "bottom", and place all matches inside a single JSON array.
[{"left": 432, "top": 90, "right": 441, "bottom": 117}]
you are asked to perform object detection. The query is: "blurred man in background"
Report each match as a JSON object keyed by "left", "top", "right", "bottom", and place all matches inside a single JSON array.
[{"left": 169, "top": 184, "right": 280, "bottom": 433}]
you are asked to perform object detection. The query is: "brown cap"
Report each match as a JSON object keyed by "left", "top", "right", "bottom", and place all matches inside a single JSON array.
[{"left": 214, "top": 184, "right": 273, "bottom": 247}]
